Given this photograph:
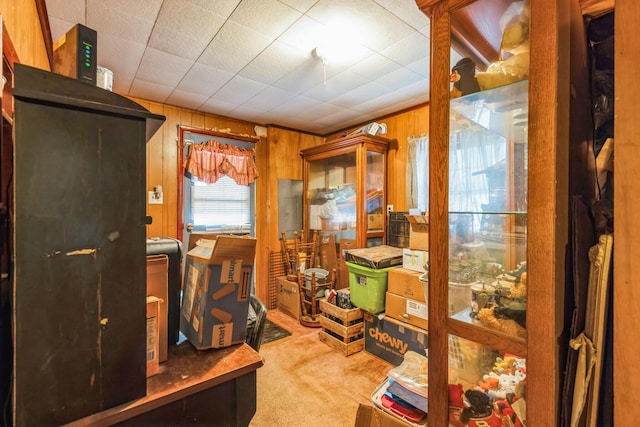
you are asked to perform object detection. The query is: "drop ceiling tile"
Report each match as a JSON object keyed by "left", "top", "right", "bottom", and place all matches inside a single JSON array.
[
  {"left": 278, "top": 0, "right": 317, "bottom": 13},
  {"left": 129, "top": 78, "right": 173, "bottom": 103},
  {"left": 230, "top": 105, "right": 272, "bottom": 124},
  {"left": 46, "top": 0, "right": 85, "bottom": 30},
  {"left": 374, "top": 0, "right": 430, "bottom": 34},
  {"left": 268, "top": 95, "right": 318, "bottom": 116},
  {"left": 137, "top": 48, "right": 194, "bottom": 87},
  {"left": 397, "top": 78, "right": 430, "bottom": 100},
  {"left": 198, "top": 20, "right": 272, "bottom": 74},
  {"left": 276, "top": 15, "right": 328, "bottom": 57},
  {"left": 166, "top": 90, "right": 210, "bottom": 110},
  {"left": 298, "top": 100, "right": 344, "bottom": 119},
  {"left": 199, "top": 98, "right": 238, "bottom": 116},
  {"left": 316, "top": 108, "right": 363, "bottom": 126},
  {"left": 242, "top": 86, "right": 297, "bottom": 111},
  {"left": 186, "top": 0, "right": 241, "bottom": 15},
  {"left": 307, "top": 0, "right": 414, "bottom": 52},
  {"left": 112, "top": 72, "right": 135, "bottom": 94},
  {"left": 271, "top": 60, "right": 327, "bottom": 95},
  {"left": 148, "top": 0, "right": 227, "bottom": 60},
  {"left": 230, "top": 0, "right": 302, "bottom": 39},
  {"left": 407, "top": 57, "right": 430, "bottom": 77},
  {"left": 380, "top": 31, "right": 429, "bottom": 67},
  {"left": 96, "top": 33, "right": 146, "bottom": 78},
  {"left": 348, "top": 52, "right": 402, "bottom": 81},
  {"left": 175, "top": 63, "right": 234, "bottom": 96},
  {"left": 373, "top": 66, "right": 423, "bottom": 91},
  {"left": 211, "top": 75, "right": 268, "bottom": 105},
  {"left": 303, "top": 70, "right": 369, "bottom": 102},
  {"left": 239, "top": 41, "right": 309, "bottom": 85},
  {"left": 86, "top": 0, "right": 162, "bottom": 46},
  {"left": 332, "top": 81, "right": 394, "bottom": 108}
]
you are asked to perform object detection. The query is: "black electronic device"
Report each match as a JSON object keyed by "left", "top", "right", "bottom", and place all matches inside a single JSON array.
[{"left": 53, "top": 23, "right": 97, "bottom": 84}]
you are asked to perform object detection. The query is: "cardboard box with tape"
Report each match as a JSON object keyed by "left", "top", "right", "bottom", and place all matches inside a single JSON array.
[{"left": 180, "top": 234, "right": 256, "bottom": 350}]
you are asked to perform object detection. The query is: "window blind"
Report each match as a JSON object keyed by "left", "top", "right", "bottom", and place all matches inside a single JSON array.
[{"left": 191, "top": 176, "right": 251, "bottom": 231}]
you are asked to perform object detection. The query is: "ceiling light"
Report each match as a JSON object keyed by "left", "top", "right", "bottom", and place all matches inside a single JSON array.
[{"left": 312, "top": 47, "right": 328, "bottom": 85}]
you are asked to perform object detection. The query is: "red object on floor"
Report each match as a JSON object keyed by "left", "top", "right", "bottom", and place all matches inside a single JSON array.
[{"left": 380, "top": 393, "right": 426, "bottom": 423}]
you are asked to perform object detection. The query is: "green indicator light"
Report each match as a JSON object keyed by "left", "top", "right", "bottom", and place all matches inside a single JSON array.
[
  {"left": 86, "top": 54, "right": 90, "bottom": 58},
  {"left": 85, "top": 62, "right": 91, "bottom": 67}
]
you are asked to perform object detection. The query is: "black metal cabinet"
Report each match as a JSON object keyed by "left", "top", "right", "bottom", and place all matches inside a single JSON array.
[{"left": 12, "top": 63, "right": 164, "bottom": 426}]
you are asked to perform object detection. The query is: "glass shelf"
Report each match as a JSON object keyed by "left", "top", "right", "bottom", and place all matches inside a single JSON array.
[{"left": 450, "top": 79, "right": 529, "bottom": 144}]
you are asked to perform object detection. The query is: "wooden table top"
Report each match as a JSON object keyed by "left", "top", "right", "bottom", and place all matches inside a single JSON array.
[{"left": 64, "top": 341, "right": 264, "bottom": 427}]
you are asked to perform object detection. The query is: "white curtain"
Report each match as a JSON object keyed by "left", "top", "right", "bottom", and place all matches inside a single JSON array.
[
  {"left": 449, "top": 127, "right": 506, "bottom": 213},
  {"left": 406, "top": 135, "right": 429, "bottom": 211},
  {"left": 406, "top": 129, "right": 506, "bottom": 216}
]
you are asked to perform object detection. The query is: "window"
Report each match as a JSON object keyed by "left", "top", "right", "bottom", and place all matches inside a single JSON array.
[
  {"left": 181, "top": 131, "right": 257, "bottom": 237},
  {"left": 190, "top": 175, "right": 251, "bottom": 233}
]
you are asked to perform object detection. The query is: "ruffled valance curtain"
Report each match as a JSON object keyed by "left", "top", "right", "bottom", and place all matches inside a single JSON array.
[{"left": 183, "top": 140, "right": 259, "bottom": 185}]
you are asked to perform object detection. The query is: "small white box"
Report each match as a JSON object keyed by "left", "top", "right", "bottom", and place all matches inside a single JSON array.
[{"left": 402, "top": 248, "right": 429, "bottom": 273}]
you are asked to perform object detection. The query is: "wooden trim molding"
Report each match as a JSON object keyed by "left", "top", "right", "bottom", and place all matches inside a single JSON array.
[{"left": 35, "top": 0, "right": 54, "bottom": 69}]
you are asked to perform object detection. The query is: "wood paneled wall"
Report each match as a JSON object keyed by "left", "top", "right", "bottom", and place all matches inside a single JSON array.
[
  {"left": 6, "top": 3, "right": 431, "bottom": 303},
  {"left": 0, "top": 1, "right": 50, "bottom": 70}
]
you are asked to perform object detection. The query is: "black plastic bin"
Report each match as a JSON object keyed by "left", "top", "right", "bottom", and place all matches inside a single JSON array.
[{"left": 146, "top": 237, "right": 183, "bottom": 346}]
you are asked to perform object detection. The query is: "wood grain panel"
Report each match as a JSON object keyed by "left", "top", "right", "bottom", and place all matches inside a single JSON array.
[
  {"left": 615, "top": 1, "right": 640, "bottom": 424},
  {"left": 0, "top": 1, "right": 49, "bottom": 70},
  {"left": 427, "top": 2, "right": 450, "bottom": 426},
  {"left": 527, "top": 0, "right": 562, "bottom": 424}
]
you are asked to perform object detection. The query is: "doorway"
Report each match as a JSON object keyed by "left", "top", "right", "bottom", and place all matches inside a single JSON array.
[{"left": 177, "top": 126, "right": 259, "bottom": 245}]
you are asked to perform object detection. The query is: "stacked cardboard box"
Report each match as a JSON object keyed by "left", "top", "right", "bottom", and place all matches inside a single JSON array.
[
  {"left": 385, "top": 268, "right": 428, "bottom": 330},
  {"left": 402, "top": 212, "right": 429, "bottom": 273}
]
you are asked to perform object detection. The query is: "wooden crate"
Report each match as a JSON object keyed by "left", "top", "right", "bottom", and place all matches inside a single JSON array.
[{"left": 318, "top": 299, "right": 364, "bottom": 356}]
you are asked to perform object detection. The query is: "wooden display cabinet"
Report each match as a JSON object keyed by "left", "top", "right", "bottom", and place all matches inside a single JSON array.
[
  {"left": 417, "top": 0, "right": 595, "bottom": 425},
  {"left": 300, "top": 134, "right": 390, "bottom": 251}
]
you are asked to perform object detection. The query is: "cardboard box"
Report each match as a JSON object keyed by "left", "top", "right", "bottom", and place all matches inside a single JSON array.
[
  {"left": 402, "top": 249, "right": 428, "bottom": 273},
  {"left": 405, "top": 213, "right": 429, "bottom": 251},
  {"left": 385, "top": 292, "right": 428, "bottom": 330},
  {"left": 146, "top": 296, "right": 161, "bottom": 378},
  {"left": 147, "top": 254, "right": 169, "bottom": 362},
  {"left": 364, "top": 312, "right": 428, "bottom": 366},
  {"left": 277, "top": 276, "right": 300, "bottom": 320},
  {"left": 355, "top": 404, "right": 416, "bottom": 427},
  {"left": 368, "top": 213, "right": 384, "bottom": 230},
  {"left": 387, "top": 267, "right": 426, "bottom": 302},
  {"left": 180, "top": 235, "right": 256, "bottom": 350}
]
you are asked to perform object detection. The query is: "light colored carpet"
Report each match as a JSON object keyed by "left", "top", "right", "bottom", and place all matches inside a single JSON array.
[{"left": 250, "top": 309, "right": 393, "bottom": 427}]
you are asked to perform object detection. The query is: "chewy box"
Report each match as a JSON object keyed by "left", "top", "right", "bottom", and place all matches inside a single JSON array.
[
  {"left": 180, "top": 235, "right": 256, "bottom": 350},
  {"left": 347, "top": 261, "right": 396, "bottom": 314},
  {"left": 364, "top": 312, "right": 428, "bottom": 366}
]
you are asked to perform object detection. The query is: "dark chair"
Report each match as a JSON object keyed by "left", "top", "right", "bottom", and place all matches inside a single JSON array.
[{"left": 246, "top": 294, "right": 267, "bottom": 351}]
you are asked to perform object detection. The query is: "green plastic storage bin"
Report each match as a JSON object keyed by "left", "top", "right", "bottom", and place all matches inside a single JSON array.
[{"left": 346, "top": 261, "right": 396, "bottom": 314}]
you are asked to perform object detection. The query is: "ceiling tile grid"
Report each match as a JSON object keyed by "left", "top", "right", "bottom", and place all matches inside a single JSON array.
[{"left": 45, "top": 0, "right": 440, "bottom": 134}]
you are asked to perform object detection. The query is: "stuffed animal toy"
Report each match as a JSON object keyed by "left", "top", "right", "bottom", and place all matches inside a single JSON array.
[
  {"left": 460, "top": 390, "right": 502, "bottom": 427},
  {"left": 448, "top": 383, "right": 467, "bottom": 427},
  {"left": 450, "top": 57, "right": 481, "bottom": 98},
  {"left": 477, "top": 306, "right": 525, "bottom": 337}
]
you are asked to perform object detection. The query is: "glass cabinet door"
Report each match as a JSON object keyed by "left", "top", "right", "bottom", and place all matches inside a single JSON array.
[
  {"left": 301, "top": 135, "right": 389, "bottom": 252},
  {"left": 365, "top": 150, "right": 384, "bottom": 247},
  {"left": 443, "top": 0, "right": 529, "bottom": 425},
  {"left": 306, "top": 150, "right": 357, "bottom": 247}
]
